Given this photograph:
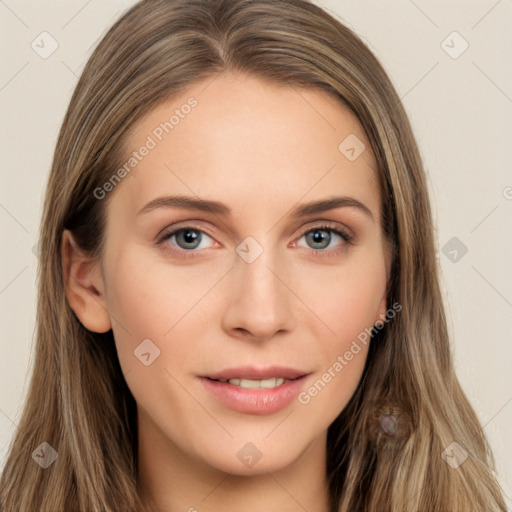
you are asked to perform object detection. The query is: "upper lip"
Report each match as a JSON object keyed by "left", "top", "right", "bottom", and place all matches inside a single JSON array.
[{"left": 205, "top": 365, "right": 308, "bottom": 381}]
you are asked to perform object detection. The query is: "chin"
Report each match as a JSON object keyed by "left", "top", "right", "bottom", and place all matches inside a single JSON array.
[{"left": 196, "top": 436, "right": 309, "bottom": 476}]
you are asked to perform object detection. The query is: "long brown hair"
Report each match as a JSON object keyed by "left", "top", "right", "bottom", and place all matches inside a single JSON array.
[{"left": 1, "top": 0, "right": 507, "bottom": 510}]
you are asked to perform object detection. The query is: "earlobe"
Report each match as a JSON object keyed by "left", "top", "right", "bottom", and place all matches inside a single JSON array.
[{"left": 61, "top": 229, "right": 112, "bottom": 333}]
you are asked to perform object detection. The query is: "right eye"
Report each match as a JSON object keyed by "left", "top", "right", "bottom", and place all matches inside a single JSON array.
[{"left": 159, "top": 227, "right": 216, "bottom": 252}]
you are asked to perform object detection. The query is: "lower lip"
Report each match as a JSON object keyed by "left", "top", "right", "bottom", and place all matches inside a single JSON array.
[{"left": 199, "top": 376, "right": 308, "bottom": 415}]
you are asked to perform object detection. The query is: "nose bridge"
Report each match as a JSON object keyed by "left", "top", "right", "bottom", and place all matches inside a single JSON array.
[
  {"left": 238, "top": 237, "right": 283, "bottom": 304},
  {"left": 222, "top": 235, "right": 295, "bottom": 338},
  {"left": 240, "top": 242, "right": 279, "bottom": 296}
]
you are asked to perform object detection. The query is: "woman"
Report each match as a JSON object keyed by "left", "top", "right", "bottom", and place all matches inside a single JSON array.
[{"left": 0, "top": 0, "right": 507, "bottom": 510}]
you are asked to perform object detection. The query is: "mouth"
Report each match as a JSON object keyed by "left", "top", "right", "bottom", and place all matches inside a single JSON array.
[
  {"left": 200, "top": 366, "right": 310, "bottom": 415},
  {"left": 204, "top": 365, "right": 308, "bottom": 386},
  {"left": 205, "top": 376, "right": 299, "bottom": 389}
]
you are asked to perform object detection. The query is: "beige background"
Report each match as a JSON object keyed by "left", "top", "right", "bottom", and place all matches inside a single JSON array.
[{"left": 0, "top": 0, "right": 511, "bottom": 505}]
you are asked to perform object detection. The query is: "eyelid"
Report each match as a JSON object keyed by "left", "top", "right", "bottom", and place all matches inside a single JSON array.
[
  {"left": 155, "top": 218, "right": 216, "bottom": 237},
  {"left": 294, "top": 220, "right": 353, "bottom": 240}
]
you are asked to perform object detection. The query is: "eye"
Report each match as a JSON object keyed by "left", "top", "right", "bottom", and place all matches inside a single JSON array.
[
  {"left": 160, "top": 227, "right": 215, "bottom": 252},
  {"left": 296, "top": 224, "right": 352, "bottom": 252}
]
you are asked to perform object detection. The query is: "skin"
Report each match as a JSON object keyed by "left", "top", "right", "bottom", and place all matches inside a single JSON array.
[{"left": 62, "top": 72, "right": 391, "bottom": 512}]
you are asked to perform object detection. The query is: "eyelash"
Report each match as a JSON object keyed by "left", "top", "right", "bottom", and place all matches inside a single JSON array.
[{"left": 156, "top": 222, "right": 353, "bottom": 260}]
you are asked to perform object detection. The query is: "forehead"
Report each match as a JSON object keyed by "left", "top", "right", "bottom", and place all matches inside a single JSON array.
[{"left": 108, "top": 72, "right": 380, "bottom": 221}]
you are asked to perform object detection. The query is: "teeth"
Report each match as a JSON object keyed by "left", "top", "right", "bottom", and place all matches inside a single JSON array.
[
  {"left": 258, "top": 377, "right": 286, "bottom": 388},
  {"left": 217, "top": 377, "right": 287, "bottom": 388}
]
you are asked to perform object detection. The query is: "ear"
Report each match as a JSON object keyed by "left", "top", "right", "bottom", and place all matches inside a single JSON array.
[{"left": 61, "top": 229, "right": 112, "bottom": 333}]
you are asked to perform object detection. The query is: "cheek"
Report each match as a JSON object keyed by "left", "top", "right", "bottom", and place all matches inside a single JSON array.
[
  {"left": 287, "top": 255, "right": 385, "bottom": 417},
  {"left": 295, "top": 274, "right": 378, "bottom": 420},
  {"left": 295, "top": 255, "right": 386, "bottom": 348},
  {"left": 105, "top": 244, "right": 219, "bottom": 330},
  {"left": 102, "top": 247, "right": 217, "bottom": 424},
  {"left": 103, "top": 244, "right": 232, "bottom": 372}
]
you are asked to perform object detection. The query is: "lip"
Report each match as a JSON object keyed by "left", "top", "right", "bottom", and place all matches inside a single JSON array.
[
  {"left": 200, "top": 366, "right": 310, "bottom": 415},
  {"left": 204, "top": 365, "right": 308, "bottom": 381},
  {"left": 199, "top": 375, "right": 309, "bottom": 415}
]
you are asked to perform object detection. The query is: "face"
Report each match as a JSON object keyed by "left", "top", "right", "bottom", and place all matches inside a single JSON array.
[{"left": 71, "top": 72, "right": 390, "bottom": 476}]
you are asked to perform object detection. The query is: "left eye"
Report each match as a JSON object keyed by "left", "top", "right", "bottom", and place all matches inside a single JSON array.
[{"left": 297, "top": 227, "right": 350, "bottom": 250}]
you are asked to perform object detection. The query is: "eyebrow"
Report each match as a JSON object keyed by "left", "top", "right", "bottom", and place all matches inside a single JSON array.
[{"left": 137, "top": 194, "right": 374, "bottom": 221}]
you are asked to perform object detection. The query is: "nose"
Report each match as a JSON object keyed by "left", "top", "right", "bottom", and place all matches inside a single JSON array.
[{"left": 220, "top": 244, "right": 296, "bottom": 341}]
